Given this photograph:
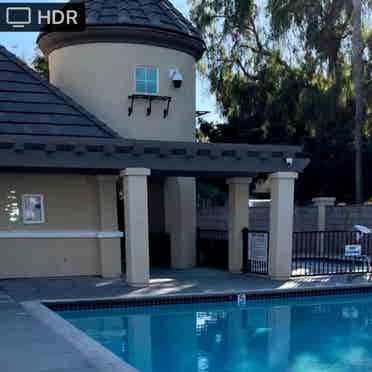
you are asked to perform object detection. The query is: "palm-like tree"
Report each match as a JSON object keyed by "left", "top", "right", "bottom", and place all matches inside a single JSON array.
[{"left": 352, "top": 0, "right": 364, "bottom": 204}]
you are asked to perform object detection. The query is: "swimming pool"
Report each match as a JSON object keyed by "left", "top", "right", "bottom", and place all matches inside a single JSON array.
[{"left": 59, "top": 294, "right": 372, "bottom": 372}]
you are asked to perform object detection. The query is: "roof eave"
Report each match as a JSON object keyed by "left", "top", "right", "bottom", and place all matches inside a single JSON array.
[
  {"left": 0, "top": 135, "right": 310, "bottom": 176},
  {"left": 38, "top": 25, "right": 206, "bottom": 60}
]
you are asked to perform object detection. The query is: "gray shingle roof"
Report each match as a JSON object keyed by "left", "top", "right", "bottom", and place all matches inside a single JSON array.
[
  {"left": 0, "top": 46, "right": 119, "bottom": 139},
  {"left": 78, "top": 0, "right": 202, "bottom": 40},
  {"left": 39, "top": 1, "right": 205, "bottom": 60}
]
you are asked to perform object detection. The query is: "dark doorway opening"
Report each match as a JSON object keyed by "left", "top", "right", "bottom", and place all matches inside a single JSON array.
[
  {"left": 117, "top": 177, "right": 171, "bottom": 270},
  {"left": 197, "top": 229, "right": 228, "bottom": 270}
]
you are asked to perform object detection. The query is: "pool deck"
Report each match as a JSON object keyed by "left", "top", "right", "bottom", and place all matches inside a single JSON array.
[{"left": 2, "top": 268, "right": 372, "bottom": 372}]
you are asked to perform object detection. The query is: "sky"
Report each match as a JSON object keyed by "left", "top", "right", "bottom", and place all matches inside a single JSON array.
[{"left": 0, "top": 0, "right": 222, "bottom": 122}]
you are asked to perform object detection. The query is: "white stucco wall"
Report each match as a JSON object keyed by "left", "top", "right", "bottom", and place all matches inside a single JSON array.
[{"left": 49, "top": 43, "right": 196, "bottom": 141}]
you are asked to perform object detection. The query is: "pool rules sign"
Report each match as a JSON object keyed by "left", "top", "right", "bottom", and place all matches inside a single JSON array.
[
  {"left": 345, "top": 245, "right": 362, "bottom": 257},
  {"left": 248, "top": 232, "right": 268, "bottom": 263}
]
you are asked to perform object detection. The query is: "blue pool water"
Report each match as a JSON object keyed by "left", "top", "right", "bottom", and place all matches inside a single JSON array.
[{"left": 59, "top": 294, "right": 372, "bottom": 372}]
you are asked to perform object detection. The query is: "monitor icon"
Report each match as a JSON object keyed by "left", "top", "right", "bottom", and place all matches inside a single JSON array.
[{"left": 6, "top": 7, "right": 31, "bottom": 29}]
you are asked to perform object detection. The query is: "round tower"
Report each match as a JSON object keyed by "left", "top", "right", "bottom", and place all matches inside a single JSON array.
[{"left": 38, "top": 0, "right": 205, "bottom": 142}]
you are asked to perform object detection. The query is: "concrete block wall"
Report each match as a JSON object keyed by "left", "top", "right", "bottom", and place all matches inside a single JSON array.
[
  {"left": 326, "top": 206, "right": 372, "bottom": 231},
  {"left": 197, "top": 204, "right": 372, "bottom": 232},
  {"left": 294, "top": 207, "right": 318, "bottom": 231},
  {"left": 197, "top": 207, "right": 228, "bottom": 230}
]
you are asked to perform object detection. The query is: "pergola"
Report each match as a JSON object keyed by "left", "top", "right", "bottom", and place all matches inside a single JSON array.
[
  {"left": 0, "top": 134, "right": 309, "bottom": 285},
  {"left": 0, "top": 32, "right": 311, "bottom": 284}
]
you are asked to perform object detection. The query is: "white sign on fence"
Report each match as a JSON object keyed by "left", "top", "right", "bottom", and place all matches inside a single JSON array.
[
  {"left": 345, "top": 244, "right": 362, "bottom": 257},
  {"left": 248, "top": 233, "right": 268, "bottom": 262}
]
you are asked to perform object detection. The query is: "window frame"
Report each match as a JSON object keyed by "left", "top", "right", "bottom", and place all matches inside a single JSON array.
[
  {"left": 22, "top": 194, "right": 45, "bottom": 224},
  {"left": 134, "top": 66, "right": 159, "bottom": 95}
]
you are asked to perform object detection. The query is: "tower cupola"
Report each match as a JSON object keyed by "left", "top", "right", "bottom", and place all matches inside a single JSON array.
[{"left": 38, "top": 0, "right": 205, "bottom": 142}]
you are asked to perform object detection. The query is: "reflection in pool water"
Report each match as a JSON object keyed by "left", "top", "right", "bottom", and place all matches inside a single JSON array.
[{"left": 60, "top": 295, "right": 372, "bottom": 372}]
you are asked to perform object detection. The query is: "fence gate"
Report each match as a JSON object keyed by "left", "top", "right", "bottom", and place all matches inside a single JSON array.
[{"left": 242, "top": 228, "right": 269, "bottom": 275}]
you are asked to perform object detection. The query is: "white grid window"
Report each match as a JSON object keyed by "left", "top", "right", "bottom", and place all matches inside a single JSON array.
[
  {"left": 22, "top": 194, "right": 45, "bottom": 224},
  {"left": 135, "top": 66, "right": 158, "bottom": 94}
]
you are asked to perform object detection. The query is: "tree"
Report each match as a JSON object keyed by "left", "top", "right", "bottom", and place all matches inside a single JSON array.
[
  {"left": 191, "top": 0, "right": 372, "bottom": 203},
  {"left": 352, "top": 0, "right": 364, "bottom": 203},
  {"left": 31, "top": 48, "right": 49, "bottom": 79}
]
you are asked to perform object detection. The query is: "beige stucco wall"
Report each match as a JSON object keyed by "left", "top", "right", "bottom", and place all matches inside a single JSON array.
[
  {"left": 0, "top": 174, "right": 103, "bottom": 278},
  {"left": 49, "top": 43, "right": 196, "bottom": 141},
  {"left": 0, "top": 174, "right": 99, "bottom": 230},
  {"left": 164, "top": 177, "right": 196, "bottom": 269},
  {"left": 0, "top": 238, "right": 100, "bottom": 278}
]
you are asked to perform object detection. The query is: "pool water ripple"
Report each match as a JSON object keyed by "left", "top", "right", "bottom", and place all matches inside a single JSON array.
[{"left": 59, "top": 294, "right": 372, "bottom": 372}]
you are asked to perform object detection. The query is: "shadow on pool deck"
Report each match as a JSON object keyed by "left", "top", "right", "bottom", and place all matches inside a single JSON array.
[{"left": 1, "top": 268, "right": 372, "bottom": 303}]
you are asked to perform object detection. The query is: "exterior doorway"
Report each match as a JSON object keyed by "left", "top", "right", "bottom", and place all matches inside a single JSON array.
[{"left": 117, "top": 177, "right": 171, "bottom": 271}]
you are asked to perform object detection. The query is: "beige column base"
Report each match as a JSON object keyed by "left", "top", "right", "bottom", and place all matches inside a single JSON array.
[
  {"left": 227, "top": 177, "right": 252, "bottom": 274},
  {"left": 164, "top": 177, "right": 196, "bottom": 269},
  {"left": 96, "top": 175, "right": 122, "bottom": 278},
  {"left": 121, "top": 168, "right": 151, "bottom": 287},
  {"left": 312, "top": 197, "right": 336, "bottom": 231},
  {"left": 99, "top": 238, "right": 122, "bottom": 278},
  {"left": 268, "top": 172, "right": 298, "bottom": 281}
]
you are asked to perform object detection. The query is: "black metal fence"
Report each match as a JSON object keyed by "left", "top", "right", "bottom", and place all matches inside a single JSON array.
[
  {"left": 292, "top": 231, "right": 372, "bottom": 276},
  {"left": 242, "top": 228, "right": 269, "bottom": 275},
  {"left": 197, "top": 229, "right": 228, "bottom": 270}
]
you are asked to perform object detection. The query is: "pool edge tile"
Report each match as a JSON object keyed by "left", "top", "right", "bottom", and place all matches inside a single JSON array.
[{"left": 43, "top": 284, "right": 372, "bottom": 311}]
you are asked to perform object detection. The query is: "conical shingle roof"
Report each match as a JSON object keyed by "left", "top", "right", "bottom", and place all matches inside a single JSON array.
[
  {"left": 81, "top": 0, "right": 202, "bottom": 39},
  {"left": 38, "top": 0, "right": 205, "bottom": 60}
]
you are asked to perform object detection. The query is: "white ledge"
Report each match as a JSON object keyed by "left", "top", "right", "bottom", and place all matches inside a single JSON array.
[{"left": 0, "top": 230, "right": 124, "bottom": 239}]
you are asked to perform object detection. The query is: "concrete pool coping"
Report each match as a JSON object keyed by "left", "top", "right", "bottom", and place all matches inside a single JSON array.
[
  {"left": 34, "top": 274, "right": 372, "bottom": 306},
  {"left": 22, "top": 300, "right": 139, "bottom": 372}
]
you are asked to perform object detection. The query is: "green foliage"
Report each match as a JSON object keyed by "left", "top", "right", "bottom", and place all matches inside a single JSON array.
[
  {"left": 268, "top": 0, "right": 353, "bottom": 76},
  {"left": 190, "top": 0, "right": 372, "bottom": 203},
  {"left": 31, "top": 48, "right": 49, "bottom": 80}
]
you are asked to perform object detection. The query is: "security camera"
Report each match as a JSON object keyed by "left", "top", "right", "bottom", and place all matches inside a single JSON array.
[
  {"left": 285, "top": 157, "right": 293, "bottom": 167},
  {"left": 170, "top": 69, "right": 183, "bottom": 88}
]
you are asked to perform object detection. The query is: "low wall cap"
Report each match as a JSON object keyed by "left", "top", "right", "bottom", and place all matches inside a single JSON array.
[
  {"left": 269, "top": 172, "right": 298, "bottom": 180},
  {"left": 121, "top": 168, "right": 151, "bottom": 177},
  {"left": 312, "top": 197, "right": 336, "bottom": 205},
  {"left": 226, "top": 177, "right": 253, "bottom": 185}
]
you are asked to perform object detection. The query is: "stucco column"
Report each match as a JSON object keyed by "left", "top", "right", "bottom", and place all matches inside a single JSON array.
[
  {"left": 268, "top": 172, "right": 298, "bottom": 280},
  {"left": 97, "top": 175, "right": 122, "bottom": 278},
  {"left": 312, "top": 197, "right": 336, "bottom": 257},
  {"left": 312, "top": 197, "right": 336, "bottom": 231},
  {"left": 164, "top": 177, "right": 196, "bottom": 269},
  {"left": 121, "top": 168, "right": 151, "bottom": 286},
  {"left": 226, "top": 177, "right": 252, "bottom": 273}
]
